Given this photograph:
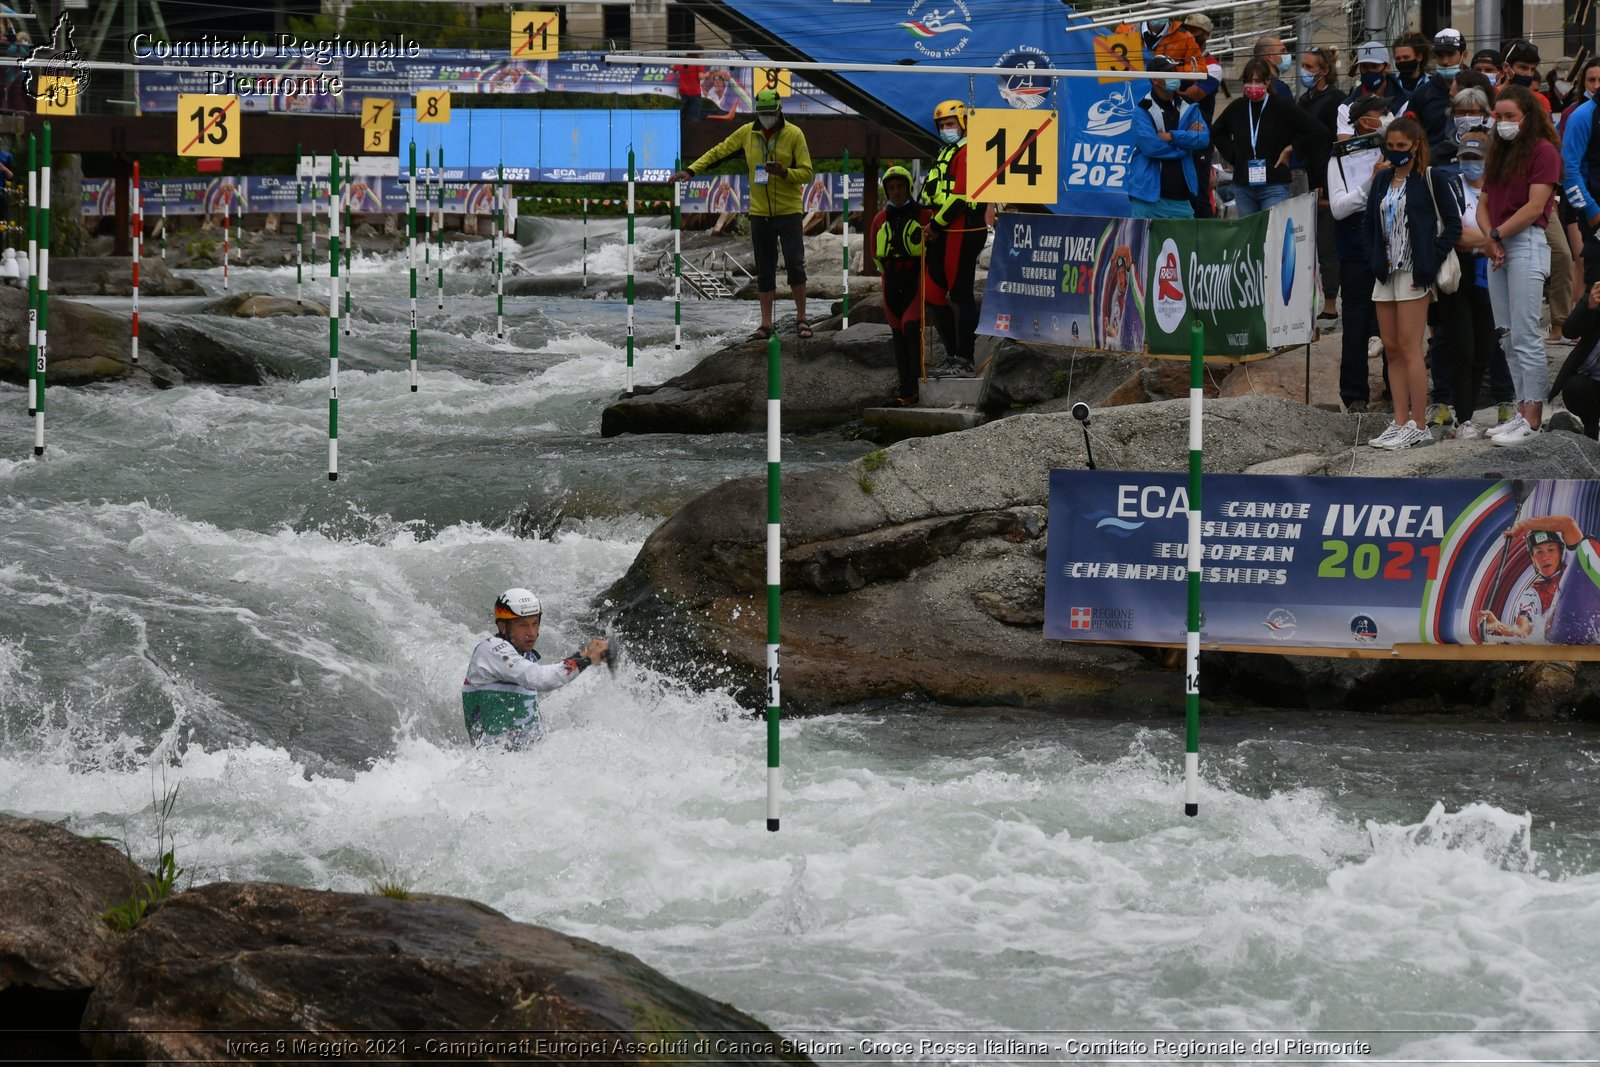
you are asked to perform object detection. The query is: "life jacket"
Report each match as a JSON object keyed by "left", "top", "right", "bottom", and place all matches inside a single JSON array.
[
  {"left": 875, "top": 204, "right": 925, "bottom": 266},
  {"left": 923, "top": 141, "right": 979, "bottom": 226}
]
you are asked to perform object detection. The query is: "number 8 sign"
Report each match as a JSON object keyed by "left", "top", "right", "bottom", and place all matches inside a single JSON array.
[
  {"left": 176, "top": 94, "right": 241, "bottom": 158},
  {"left": 963, "top": 108, "right": 1059, "bottom": 205}
]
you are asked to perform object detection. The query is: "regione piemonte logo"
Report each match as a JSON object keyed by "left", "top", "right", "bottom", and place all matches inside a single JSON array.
[
  {"left": 1152, "top": 237, "right": 1186, "bottom": 334},
  {"left": 24, "top": 13, "right": 90, "bottom": 104}
]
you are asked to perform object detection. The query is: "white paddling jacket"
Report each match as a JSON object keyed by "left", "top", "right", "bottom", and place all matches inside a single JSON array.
[{"left": 461, "top": 635, "right": 586, "bottom": 748}]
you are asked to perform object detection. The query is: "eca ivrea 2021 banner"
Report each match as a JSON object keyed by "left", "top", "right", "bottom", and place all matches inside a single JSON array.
[{"left": 1045, "top": 471, "right": 1600, "bottom": 652}]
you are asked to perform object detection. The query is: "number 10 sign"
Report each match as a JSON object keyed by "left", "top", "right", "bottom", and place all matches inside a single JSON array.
[{"left": 964, "top": 108, "right": 1058, "bottom": 205}]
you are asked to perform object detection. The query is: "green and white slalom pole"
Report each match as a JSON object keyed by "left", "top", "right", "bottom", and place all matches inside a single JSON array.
[
  {"left": 1184, "top": 317, "right": 1204, "bottom": 817},
  {"left": 295, "top": 143, "right": 303, "bottom": 305},
  {"left": 436, "top": 147, "right": 445, "bottom": 310},
  {"left": 131, "top": 160, "right": 140, "bottom": 365},
  {"left": 840, "top": 148, "right": 850, "bottom": 328},
  {"left": 35, "top": 122, "right": 49, "bottom": 456},
  {"left": 672, "top": 156, "right": 682, "bottom": 350},
  {"left": 221, "top": 189, "right": 229, "bottom": 291},
  {"left": 407, "top": 140, "right": 418, "bottom": 392},
  {"left": 160, "top": 204, "right": 167, "bottom": 260},
  {"left": 328, "top": 154, "right": 342, "bottom": 481},
  {"left": 581, "top": 195, "right": 588, "bottom": 289},
  {"left": 422, "top": 148, "right": 431, "bottom": 270},
  {"left": 25, "top": 133, "right": 36, "bottom": 420},
  {"left": 495, "top": 162, "right": 505, "bottom": 340},
  {"left": 625, "top": 148, "right": 635, "bottom": 395},
  {"left": 766, "top": 331, "right": 782, "bottom": 831}
]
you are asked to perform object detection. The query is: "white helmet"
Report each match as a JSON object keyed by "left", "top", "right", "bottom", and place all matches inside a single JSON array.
[{"left": 493, "top": 587, "right": 541, "bottom": 622}]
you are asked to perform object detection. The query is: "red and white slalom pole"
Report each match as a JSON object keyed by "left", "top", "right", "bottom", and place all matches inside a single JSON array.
[{"left": 131, "top": 161, "right": 141, "bottom": 365}]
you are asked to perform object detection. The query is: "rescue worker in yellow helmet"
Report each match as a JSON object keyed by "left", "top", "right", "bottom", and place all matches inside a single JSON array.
[
  {"left": 870, "top": 165, "right": 932, "bottom": 405},
  {"left": 671, "top": 88, "right": 816, "bottom": 340},
  {"left": 920, "top": 99, "right": 988, "bottom": 374}
]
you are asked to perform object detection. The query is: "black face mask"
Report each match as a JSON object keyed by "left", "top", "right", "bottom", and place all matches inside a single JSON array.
[
  {"left": 1397, "top": 60, "right": 1420, "bottom": 77},
  {"left": 1510, "top": 73, "right": 1536, "bottom": 87}
]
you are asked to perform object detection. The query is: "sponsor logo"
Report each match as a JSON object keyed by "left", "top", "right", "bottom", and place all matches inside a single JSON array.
[
  {"left": 899, "top": 0, "right": 973, "bottom": 59},
  {"left": 1152, "top": 238, "right": 1186, "bottom": 334},
  {"left": 1263, "top": 608, "right": 1298, "bottom": 640},
  {"left": 1281, "top": 218, "right": 1297, "bottom": 304},
  {"left": 1070, "top": 607, "right": 1136, "bottom": 631},
  {"left": 1084, "top": 85, "right": 1135, "bottom": 137},
  {"left": 1087, "top": 509, "right": 1144, "bottom": 535},
  {"left": 1349, "top": 614, "right": 1379, "bottom": 642},
  {"left": 994, "top": 44, "right": 1052, "bottom": 110},
  {"left": 994, "top": 312, "right": 1012, "bottom": 331}
]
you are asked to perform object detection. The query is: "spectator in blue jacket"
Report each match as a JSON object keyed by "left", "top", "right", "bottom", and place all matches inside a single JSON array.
[
  {"left": 1404, "top": 27, "right": 1467, "bottom": 174},
  {"left": 1562, "top": 77, "right": 1600, "bottom": 287},
  {"left": 1129, "top": 55, "right": 1210, "bottom": 219}
]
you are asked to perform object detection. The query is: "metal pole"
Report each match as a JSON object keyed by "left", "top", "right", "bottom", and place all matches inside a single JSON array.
[
  {"left": 1184, "top": 318, "right": 1203, "bottom": 817},
  {"left": 295, "top": 143, "right": 303, "bottom": 305},
  {"left": 25, "top": 133, "right": 36, "bottom": 419},
  {"left": 766, "top": 331, "right": 782, "bottom": 831},
  {"left": 626, "top": 147, "right": 636, "bottom": 395},
  {"left": 35, "top": 123, "right": 49, "bottom": 456},
  {"left": 408, "top": 140, "right": 418, "bottom": 392},
  {"left": 131, "top": 160, "right": 140, "bottom": 365},
  {"left": 328, "top": 154, "right": 342, "bottom": 481},
  {"left": 673, "top": 157, "right": 682, "bottom": 351},
  {"left": 160, "top": 205, "right": 167, "bottom": 261},
  {"left": 582, "top": 195, "right": 588, "bottom": 288},
  {"left": 496, "top": 162, "right": 505, "bottom": 340},
  {"left": 221, "top": 186, "right": 229, "bottom": 292},
  {"left": 1473, "top": 3, "right": 1500, "bottom": 56},
  {"left": 841, "top": 148, "right": 850, "bottom": 329}
]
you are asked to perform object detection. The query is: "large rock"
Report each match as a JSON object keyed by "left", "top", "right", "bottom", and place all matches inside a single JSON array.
[
  {"left": 198, "top": 292, "right": 328, "bottom": 318},
  {"left": 603, "top": 394, "right": 1600, "bottom": 716},
  {"left": 507, "top": 273, "right": 672, "bottom": 299},
  {"left": 46, "top": 256, "right": 204, "bottom": 296},
  {"left": 0, "top": 286, "right": 271, "bottom": 387},
  {"left": 81, "top": 881, "right": 813, "bottom": 1065}
]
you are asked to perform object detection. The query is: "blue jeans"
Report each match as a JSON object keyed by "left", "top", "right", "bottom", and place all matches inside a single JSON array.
[
  {"left": 1231, "top": 181, "right": 1292, "bottom": 217},
  {"left": 1486, "top": 226, "right": 1551, "bottom": 403},
  {"left": 1130, "top": 197, "right": 1195, "bottom": 219}
]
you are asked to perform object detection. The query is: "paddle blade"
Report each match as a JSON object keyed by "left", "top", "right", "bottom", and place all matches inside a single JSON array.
[{"left": 603, "top": 623, "right": 622, "bottom": 675}]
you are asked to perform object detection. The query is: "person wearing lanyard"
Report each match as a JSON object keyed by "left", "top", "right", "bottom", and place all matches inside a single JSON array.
[{"left": 1214, "top": 58, "right": 1329, "bottom": 216}]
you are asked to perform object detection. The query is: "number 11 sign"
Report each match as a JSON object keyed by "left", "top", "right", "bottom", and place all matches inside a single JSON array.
[{"left": 964, "top": 108, "right": 1058, "bottom": 205}]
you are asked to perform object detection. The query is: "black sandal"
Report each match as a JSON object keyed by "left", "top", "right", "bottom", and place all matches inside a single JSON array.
[
  {"left": 796, "top": 320, "right": 814, "bottom": 339},
  {"left": 750, "top": 324, "right": 774, "bottom": 340}
]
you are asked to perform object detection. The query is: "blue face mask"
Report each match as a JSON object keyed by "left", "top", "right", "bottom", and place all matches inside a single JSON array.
[
  {"left": 1382, "top": 148, "right": 1413, "bottom": 168},
  {"left": 1361, "top": 71, "right": 1387, "bottom": 91},
  {"left": 1299, "top": 69, "right": 1318, "bottom": 89},
  {"left": 1163, "top": 78, "right": 1183, "bottom": 93},
  {"left": 1435, "top": 64, "right": 1461, "bottom": 78},
  {"left": 1510, "top": 73, "right": 1535, "bottom": 88},
  {"left": 1459, "top": 160, "right": 1485, "bottom": 181},
  {"left": 1278, "top": 55, "right": 1292, "bottom": 75},
  {"left": 938, "top": 126, "right": 961, "bottom": 145}
]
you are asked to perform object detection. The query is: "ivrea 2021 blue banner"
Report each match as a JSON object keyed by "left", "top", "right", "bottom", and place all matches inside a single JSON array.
[
  {"left": 709, "top": 0, "right": 1143, "bottom": 216},
  {"left": 1046, "top": 471, "right": 1600, "bottom": 652}
]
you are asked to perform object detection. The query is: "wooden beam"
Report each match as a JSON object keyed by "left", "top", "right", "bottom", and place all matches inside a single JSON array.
[{"left": 22, "top": 114, "right": 373, "bottom": 157}]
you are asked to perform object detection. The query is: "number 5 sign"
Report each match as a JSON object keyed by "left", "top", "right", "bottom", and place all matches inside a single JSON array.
[
  {"left": 964, "top": 108, "right": 1058, "bottom": 205},
  {"left": 177, "top": 94, "right": 241, "bottom": 158}
]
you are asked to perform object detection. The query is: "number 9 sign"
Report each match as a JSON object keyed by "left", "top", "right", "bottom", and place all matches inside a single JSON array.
[{"left": 963, "top": 108, "right": 1059, "bottom": 205}]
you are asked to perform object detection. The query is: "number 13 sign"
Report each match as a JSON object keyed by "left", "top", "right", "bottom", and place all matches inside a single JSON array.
[
  {"left": 176, "top": 94, "right": 241, "bottom": 157},
  {"left": 964, "top": 108, "right": 1058, "bottom": 205}
]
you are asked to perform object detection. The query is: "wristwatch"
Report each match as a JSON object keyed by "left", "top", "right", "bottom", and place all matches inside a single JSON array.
[{"left": 1489, "top": 228, "right": 1502, "bottom": 241}]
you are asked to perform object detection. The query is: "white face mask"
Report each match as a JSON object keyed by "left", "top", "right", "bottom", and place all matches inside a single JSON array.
[
  {"left": 1496, "top": 119, "right": 1521, "bottom": 141},
  {"left": 758, "top": 112, "right": 779, "bottom": 129}
]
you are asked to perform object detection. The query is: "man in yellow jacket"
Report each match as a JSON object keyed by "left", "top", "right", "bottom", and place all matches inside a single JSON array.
[{"left": 672, "top": 89, "right": 816, "bottom": 339}]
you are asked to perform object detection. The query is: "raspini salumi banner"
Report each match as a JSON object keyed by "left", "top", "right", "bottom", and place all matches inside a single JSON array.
[
  {"left": 1144, "top": 209, "right": 1270, "bottom": 357},
  {"left": 1044, "top": 471, "right": 1600, "bottom": 653}
]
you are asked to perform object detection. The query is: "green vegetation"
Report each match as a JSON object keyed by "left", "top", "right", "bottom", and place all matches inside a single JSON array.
[
  {"left": 1051, "top": 370, "right": 1069, "bottom": 397},
  {"left": 98, "top": 781, "right": 184, "bottom": 933},
  {"left": 368, "top": 859, "right": 415, "bottom": 900}
]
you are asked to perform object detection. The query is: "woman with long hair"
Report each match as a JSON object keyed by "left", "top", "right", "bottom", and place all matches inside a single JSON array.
[
  {"left": 1480, "top": 84, "right": 1562, "bottom": 446},
  {"left": 1361, "top": 116, "right": 1460, "bottom": 449},
  {"left": 1299, "top": 47, "right": 1342, "bottom": 320}
]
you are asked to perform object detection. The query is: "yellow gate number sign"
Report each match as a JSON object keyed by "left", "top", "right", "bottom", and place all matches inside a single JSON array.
[
  {"left": 177, "top": 94, "right": 242, "bottom": 158},
  {"left": 755, "top": 67, "right": 791, "bottom": 97},
  {"left": 361, "top": 98, "right": 393, "bottom": 152},
  {"left": 510, "top": 11, "right": 559, "bottom": 60},
  {"left": 35, "top": 75, "right": 79, "bottom": 115},
  {"left": 964, "top": 108, "right": 1058, "bottom": 205},
  {"left": 1094, "top": 26, "right": 1144, "bottom": 83},
  {"left": 416, "top": 90, "right": 451, "bottom": 124}
]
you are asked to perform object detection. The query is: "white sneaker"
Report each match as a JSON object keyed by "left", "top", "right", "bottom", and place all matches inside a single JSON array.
[
  {"left": 1368, "top": 421, "right": 1404, "bottom": 448},
  {"left": 1455, "top": 421, "right": 1483, "bottom": 440},
  {"left": 1487, "top": 414, "right": 1527, "bottom": 439},
  {"left": 1492, "top": 420, "right": 1539, "bottom": 446},
  {"left": 1368, "top": 336, "right": 1385, "bottom": 360},
  {"left": 1386, "top": 421, "right": 1431, "bottom": 450}
]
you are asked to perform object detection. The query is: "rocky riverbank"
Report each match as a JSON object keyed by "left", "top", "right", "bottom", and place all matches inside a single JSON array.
[
  {"left": 0, "top": 815, "right": 812, "bottom": 1065},
  {"left": 601, "top": 393, "right": 1600, "bottom": 720}
]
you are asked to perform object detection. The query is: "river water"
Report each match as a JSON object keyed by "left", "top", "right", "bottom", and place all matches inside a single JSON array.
[{"left": 2, "top": 220, "right": 1596, "bottom": 1063}]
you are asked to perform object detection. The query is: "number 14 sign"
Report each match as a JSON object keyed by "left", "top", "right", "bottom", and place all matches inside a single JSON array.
[{"left": 964, "top": 108, "right": 1058, "bottom": 205}]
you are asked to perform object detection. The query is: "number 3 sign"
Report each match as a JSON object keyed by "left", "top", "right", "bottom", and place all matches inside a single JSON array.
[
  {"left": 963, "top": 108, "right": 1059, "bottom": 205},
  {"left": 176, "top": 94, "right": 241, "bottom": 157}
]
